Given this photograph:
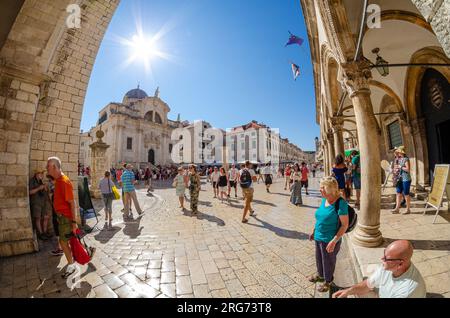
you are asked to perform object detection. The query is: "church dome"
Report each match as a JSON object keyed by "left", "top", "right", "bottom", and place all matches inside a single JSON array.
[{"left": 124, "top": 87, "right": 148, "bottom": 99}]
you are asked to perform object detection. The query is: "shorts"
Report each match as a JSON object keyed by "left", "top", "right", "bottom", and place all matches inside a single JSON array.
[
  {"left": 242, "top": 187, "right": 254, "bottom": 202},
  {"left": 31, "top": 199, "right": 52, "bottom": 218},
  {"left": 353, "top": 176, "right": 361, "bottom": 190},
  {"left": 301, "top": 180, "right": 308, "bottom": 188},
  {"left": 102, "top": 193, "right": 113, "bottom": 212},
  {"left": 229, "top": 181, "right": 236, "bottom": 188},
  {"left": 213, "top": 182, "right": 218, "bottom": 188},
  {"left": 56, "top": 214, "right": 73, "bottom": 242},
  {"left": 219, "top": 186, "right": 227, "bottom": 193},
  {"left": 396, "top": 180, "right": 411, "bottom": 196}
]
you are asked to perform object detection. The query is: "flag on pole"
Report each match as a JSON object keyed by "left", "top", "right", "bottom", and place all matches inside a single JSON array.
[
  {"left": 285, "top": 31, "right": 304, "bottom": 47},
  {"left": 291, "top": 63, "right": 300, "bottom": 80}
]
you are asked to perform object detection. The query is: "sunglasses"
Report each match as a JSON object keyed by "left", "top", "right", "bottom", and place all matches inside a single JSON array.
[{"left": 382, "top": 249, "right": 403, "bottom": 262}]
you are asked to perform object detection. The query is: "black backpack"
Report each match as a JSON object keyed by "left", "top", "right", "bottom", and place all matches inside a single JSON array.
[
  {"left": 334, "top": 197, "right": 357, "bottom": 233},
  {"left": 240, "top": 169, "right": 252, "bottom": 188}
]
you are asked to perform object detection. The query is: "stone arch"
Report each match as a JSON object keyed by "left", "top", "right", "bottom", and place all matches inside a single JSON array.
[
  {"left": 154, "top": 112, "right": 163, "bottom": 124},
  {"left": 404, "top": 46, "right": 450, "bottom": 186},
  {"left": 144, "top": 111, "right": 154, "bottom": 122},
  {"left": 321, "top": 43, "right": 342, "bottom": 115},
  {"left": 0, "top": 0, "right": 120, "bottom": 256}
]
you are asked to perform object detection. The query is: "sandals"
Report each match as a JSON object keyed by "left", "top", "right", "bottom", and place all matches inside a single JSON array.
[
  {"left": 317, "top": 282, "right": 331, "bottom": 293},
  {"left": 242, "top": 219, "right": 248, "bottom": 223},
  {"left": 308, "top": 274, "right": 324, "bottom": 283}
]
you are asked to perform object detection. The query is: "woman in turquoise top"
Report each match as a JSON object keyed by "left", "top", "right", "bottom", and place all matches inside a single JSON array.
[
  {"left": 391, "top": 146, "right": 412, "bottom": 215},
  {"left": 309, "top": 176, "right": 349, "bottom": 292}
]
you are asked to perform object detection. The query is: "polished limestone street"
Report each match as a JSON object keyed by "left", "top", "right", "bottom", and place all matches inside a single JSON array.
[{"left": 0, "top": 175, "right": 356, "bottom": 298}]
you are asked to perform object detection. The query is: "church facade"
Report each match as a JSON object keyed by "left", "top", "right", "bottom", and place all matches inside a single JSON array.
[{"left": 80, "top": 86, "right": 186, "bottom": 169}]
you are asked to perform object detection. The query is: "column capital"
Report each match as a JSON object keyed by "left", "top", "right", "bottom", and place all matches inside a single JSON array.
[
  {"left": 326, "top": 130, "right": 334, "bottom": 141},
  {"left": 329, "top": 117, "right": 345, "bottom": 131},
  {"left": 341, "top": 59, "right": 373, "bottom": 98}
]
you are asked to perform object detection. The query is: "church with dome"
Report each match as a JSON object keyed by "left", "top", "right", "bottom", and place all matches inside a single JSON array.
[{"left": 79, "top": 86, "right": 189, "bottom": 169}]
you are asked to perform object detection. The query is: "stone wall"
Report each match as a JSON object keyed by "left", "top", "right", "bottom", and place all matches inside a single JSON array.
[
  {"left": 412, "top": 0, "right": 450, "bottom": 58},
  {"left": 0, "top": 0, "right": 120, "bottom": 257}
]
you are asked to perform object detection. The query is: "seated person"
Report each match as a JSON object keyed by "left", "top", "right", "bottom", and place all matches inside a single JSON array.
[{"left": 333, "top": 240, "right": 426, "bottom": 298}]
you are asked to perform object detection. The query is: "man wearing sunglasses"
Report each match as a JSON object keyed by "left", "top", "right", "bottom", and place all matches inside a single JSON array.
[{"left": 333, "top": 240, "right": 426, "bottom": 298}]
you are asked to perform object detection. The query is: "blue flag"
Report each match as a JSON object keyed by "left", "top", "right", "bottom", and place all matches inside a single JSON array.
[
  {"left": 285, "top": 31, "right": 304, "bottom": 47},
  {"left": 291, "top": 63, "right": 300, "bottom": 80}
]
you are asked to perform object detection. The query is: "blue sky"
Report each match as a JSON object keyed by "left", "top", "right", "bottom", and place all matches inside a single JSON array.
[{"left": 81, "top": 0, "right": 319, "bottom": 150}]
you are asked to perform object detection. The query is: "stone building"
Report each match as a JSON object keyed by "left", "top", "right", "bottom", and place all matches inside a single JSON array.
[
  {"left": 300, "top": 0, "right": 450, "bottom": 247},
  {"left": 79, "top": 86, "right": 184, "bottom": 169}
]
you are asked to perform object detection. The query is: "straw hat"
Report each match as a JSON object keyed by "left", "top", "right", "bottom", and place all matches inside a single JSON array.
[
  {"left": 33, "top": 168, "right": 46, "bottom": 175},
  {"left": 394, "top": 145, "right": 406, "bottom": 154}
]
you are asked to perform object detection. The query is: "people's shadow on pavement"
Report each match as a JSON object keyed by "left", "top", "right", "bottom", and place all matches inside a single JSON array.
[
  {"left": 194, "top": 211, "right": 226, "bottom": 226},
  {"left": 270, "top": 192, "right": 291, "bottom": 197},
  {"left": 252, "top": 199, "right": 277, "bottom": 207},
  {"left": 248, "top": 216, "right": 309, "bottom": 240},
  {"left": 93, "top": 226, "right": 121, "bottom": 244},
  {"left": 122, "top": 217, "right": 144, "bottom": 239}
]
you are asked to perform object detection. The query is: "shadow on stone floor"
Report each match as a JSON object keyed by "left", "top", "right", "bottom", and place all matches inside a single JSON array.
[
  {"left": 122, "top": 217, "right": 144, "bottom": 239},
  {"left": 252, "top": 199, "right": 277, "bottom": 207},
  {"left": 249, "top": 216, "right": 309, "bottom": 240},
  {"left": 270, "top": 192, "right": 291, "bottom": 197},
  {"left": 383, "top": 237, "right": 450, "bottom": 251},
  {"left": 93, "top": 226, "right": 121, "bottom": 244},
  {"left": 195, "top": 211, "right": 226, "bottom": 226}
]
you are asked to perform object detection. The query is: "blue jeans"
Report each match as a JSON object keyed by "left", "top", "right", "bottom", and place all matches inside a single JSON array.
[
  {"left": 352, "top": 175, "right": 361, "bottom": 190},
  {"left": 396, "top": 180, "right": 411, "bottom": 195}
]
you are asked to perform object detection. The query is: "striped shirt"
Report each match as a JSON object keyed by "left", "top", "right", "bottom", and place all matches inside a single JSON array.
[{"left": 121, "top": 170, "right": 135, "bottom": 193}]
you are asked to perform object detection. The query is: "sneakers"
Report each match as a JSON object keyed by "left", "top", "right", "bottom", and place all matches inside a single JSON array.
[
  {"left": 50, "top": 249, "right": 64, "bottom": 256},
  {"left": 62, "top": 263, "right": 77, "bottom": 279}
]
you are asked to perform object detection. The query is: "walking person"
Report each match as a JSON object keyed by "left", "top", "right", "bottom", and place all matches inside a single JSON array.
[
  {"left": 257, "top": 165, "right": 264, "bottom": 184},
  {"left": 284, "top": 164, "right": 292, "bottom": 190},
  {"left": 188, "top": 164, "right": 201, "bottom": 215},
  {"left": 312, "top": 164, "right": 316, "bottom": 178},
  {"left": 29, "top": 168, "right": 53, "bottom": 240},
  {"left": 332, "top": 154, "right": 348, "bottom": 198},
  {"left": 99, "top": 171, "right": 114, "bottom": 229},
  {"left": 309, "top": 176, "right": 349, "bottom": 293},
  {"left": 46, "top": 157, "right": 80, "bottom": 278},
  {"left": 391, "top": 146, "right": 412, "bottom": 215},
  {"left": 46, "top": 175, "right": 64, "bottom": 256},
  {"left": 264, "top": 163, "right": 273, "bottom": 193},
  {"left": 351, "top": 150, "right": 361, "bottom": 208},
  {"left": 121, "top": 164, "right": 144, "bottom": 219},
  {"left": 173, "top": 167, "right": 188, "bottom": 210},
  {"left": 211, "top": 166, "right": 220, "bottom": 198},
  {"left": 290, "top": 163, "right": 303, "bottom": 206},
  {"left": 240, "top": 161, "right": 257, "bottom": 223},
  {"left": 228, "top": 164, "right": 239, "bottom": 198},
  {"left": 344, "top": 156, "right": 353, "bottom": 201},
  {"left": 218, "top": 167, "right": 229, "bottom": 203},
  {"left": 300, "top": 162, "right": 310, "bottom": 195}
]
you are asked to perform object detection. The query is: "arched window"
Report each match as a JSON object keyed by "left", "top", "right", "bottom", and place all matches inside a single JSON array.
[
  {"left": 155, "top": 112, "right": 163, "bottom": 124},
  {"left": 144, "top": 111, "right": 153, "bottom": 121}
]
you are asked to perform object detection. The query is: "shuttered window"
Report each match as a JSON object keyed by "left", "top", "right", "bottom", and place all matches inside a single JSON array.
[{"left": 387, "top": 121, "right": 402, "bottom": 149}]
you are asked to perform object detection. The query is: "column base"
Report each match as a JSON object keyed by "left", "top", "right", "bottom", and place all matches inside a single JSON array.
[
  {"left": 351, "top": 223, "right": 383, "bottom": 248},
  {"left": 0, "top": 237, "right": 39, "bottom": 257}
]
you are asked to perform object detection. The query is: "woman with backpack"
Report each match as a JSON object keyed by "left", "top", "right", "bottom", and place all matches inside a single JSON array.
[
  {"left": 332, "top": 154, "right": 348, "bottom": 198},
  {"left": 309, "top": 176, "right": 349, "bottom": 293},
  {"left": 290, "top": 163, "right": 303, "bottom": 206}
]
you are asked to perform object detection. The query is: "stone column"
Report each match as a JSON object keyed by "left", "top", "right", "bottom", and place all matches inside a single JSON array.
[
  {"left": 89, "top": 130, "right": 110, "bottom": 199},
  {"left": 326, "top": 131, "right": 336, "bottom": 173},
  {"left": 342, "top": 60, "right": 383, "bottom": 247},
  {"left": 330, "top": 117, "right": 345, "bottom": 156}
]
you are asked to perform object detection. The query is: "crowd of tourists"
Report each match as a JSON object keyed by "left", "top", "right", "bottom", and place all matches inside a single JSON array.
[{"left": 30, "top": 144, "right": 425, "bottom": 298}]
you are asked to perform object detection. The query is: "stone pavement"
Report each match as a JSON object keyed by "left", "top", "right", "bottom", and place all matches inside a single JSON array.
[
  {"left": 0, "top": 176, "right": 356, "bottom": 298},
  {"left": 347, "top": 191, "right": 450, "bottom": 298}
]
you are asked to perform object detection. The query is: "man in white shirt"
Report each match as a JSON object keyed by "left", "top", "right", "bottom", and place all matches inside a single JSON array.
[
  {"left": 228, "top": 164, "right": 239, "bottom": 198},
  {"left": 239, "top": 161, "right": 257, "bottom": 223},
  {"left": 333, "top": 240, "right": 426, "bottom": 298},
  {"left": 210, "top": 166, "right": 220, "bottom": 198}
]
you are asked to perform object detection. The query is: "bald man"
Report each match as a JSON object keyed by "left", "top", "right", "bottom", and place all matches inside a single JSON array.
[{"left": 333, "top": 240, "right": 426, "bottom": 298}]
